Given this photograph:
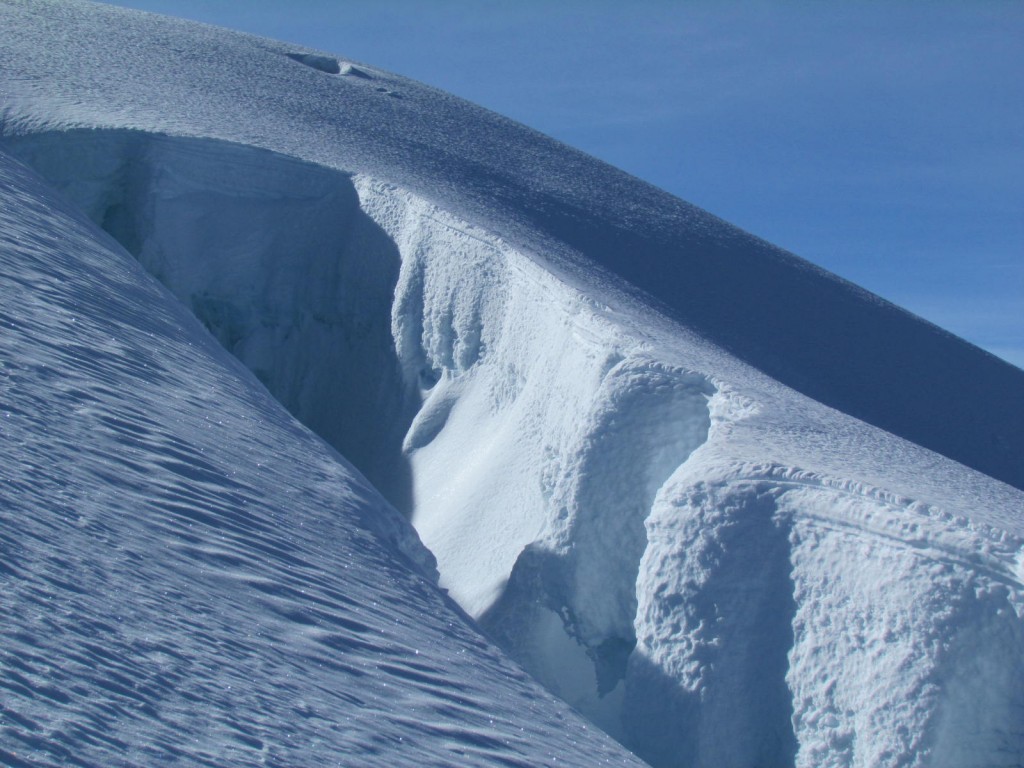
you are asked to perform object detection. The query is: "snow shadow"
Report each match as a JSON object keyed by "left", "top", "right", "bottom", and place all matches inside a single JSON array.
[
  {"left": 285, "top": 51, "right": 341, "bottom": 75},
  {"left": 285, "top": 52, "right": 373, "bottom": 80},
  {"left": 626, "top": 483, "right": 798, "bottom": 768},
  {"left": 5, "top": 130, "right": 418, "bottom": 515}
]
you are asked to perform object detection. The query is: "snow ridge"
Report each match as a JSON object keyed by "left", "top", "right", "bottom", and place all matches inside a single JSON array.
[
  {"left": 6, "top": 125, "right": 1023, "bottom": 767},
  {"left": 2, "top": 3, "right": 1024, "bottom": 767},
  {"left": 2, "top": 0, "right": 1021, "bottom": 490}
]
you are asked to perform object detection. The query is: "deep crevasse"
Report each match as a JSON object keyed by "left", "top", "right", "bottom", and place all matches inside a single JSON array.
[
  {"left": 0, "top": 146, "right": 644, "bottom": 768},
  {"left": 6, "top": 130, "right": 1023, "bottom": 768}
]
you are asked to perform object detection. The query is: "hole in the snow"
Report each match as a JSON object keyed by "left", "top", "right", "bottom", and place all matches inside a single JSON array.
[
  {"left": 286, "top": 52, "right": 341, "bottom": 75},
  {"left": 339, "top": 63, "right": 372, "bottom": 79}
]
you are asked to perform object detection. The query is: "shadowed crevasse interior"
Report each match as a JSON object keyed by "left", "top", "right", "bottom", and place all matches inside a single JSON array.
[
  {"left": 7, "top": 131, "right": 418, "bottom": 515},
  {"left": 5, "top": 130, "right": 720, "bottom": 763}
]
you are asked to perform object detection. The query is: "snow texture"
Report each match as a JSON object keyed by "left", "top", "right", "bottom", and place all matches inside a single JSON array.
[
  {"left": 0, "top": 146, "right": 642, "bottom": 767},
  {"left": 1, "top": 2, "right": 1023, "bottom": 767}
]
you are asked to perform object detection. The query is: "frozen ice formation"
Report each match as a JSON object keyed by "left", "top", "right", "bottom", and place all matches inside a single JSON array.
[{"left": 1, "top": 2, "right": 1022, "bottom": 767}]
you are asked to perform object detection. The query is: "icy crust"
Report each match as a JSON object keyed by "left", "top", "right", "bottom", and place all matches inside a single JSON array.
[
  {"left": 5, "top": 128, "right": 1024, "bottom": 767},
  {"left": 0, "top": 151, "right": 649, "bottom": 766}
]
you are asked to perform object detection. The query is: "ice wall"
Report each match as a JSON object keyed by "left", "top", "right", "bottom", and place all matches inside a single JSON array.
[
  {"left": 7, "top": 130, "right": 1023, "bottom": 768},
  {"left": 361, "top": 177, "right": 716, "bottom": 736},
  {"left": 0, "top": 147, "right": 644, "bottom": 767},
  {"left": 7, "top": 130, "right": 718, "bottom": 746}
]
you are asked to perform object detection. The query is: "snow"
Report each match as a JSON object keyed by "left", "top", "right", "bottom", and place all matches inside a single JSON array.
[
  {"left": 1, "top": 1, "right": 1023, "bottom": 767},
  {"left": 633, "top": 466, "right": 1024, "bottom": 767},
  {"left": 0, "top": 147, "right": 640, "bottom": 767}
]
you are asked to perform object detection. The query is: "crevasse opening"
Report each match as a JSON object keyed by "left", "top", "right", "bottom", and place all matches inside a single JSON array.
[
  {"left": 7, "top": 130, "right": 419, "bottom": 514},
  {"left": 6, "top": 130, "right": 715, "bottom": 758},
  {"left": 9, "top": 129, "right": 1024, "bottom": 768}
]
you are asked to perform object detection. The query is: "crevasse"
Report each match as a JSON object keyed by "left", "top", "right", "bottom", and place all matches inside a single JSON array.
[
  {"left": 7, "top": 129, "right": 1023, "bottom": 768},
  {"left": 6, "top": 129, "right": 717, "bottom": 751}
]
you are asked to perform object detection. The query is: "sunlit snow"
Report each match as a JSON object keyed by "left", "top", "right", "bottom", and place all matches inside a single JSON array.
[{"left": 1, "top": 2, "right": 1022, "bottom": 767}]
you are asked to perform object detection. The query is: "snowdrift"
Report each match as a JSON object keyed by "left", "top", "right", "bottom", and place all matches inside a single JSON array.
[{"left": 2, "top": 2, "right": 1022, "bottom": 767}]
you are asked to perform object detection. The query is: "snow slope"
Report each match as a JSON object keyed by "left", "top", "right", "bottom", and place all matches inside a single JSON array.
[
  {"left": 0, "top": 145, "right": 643, "bottom": 767},
  {"left": 2, "top": 2, "right": 1023, "bottom": 767}
]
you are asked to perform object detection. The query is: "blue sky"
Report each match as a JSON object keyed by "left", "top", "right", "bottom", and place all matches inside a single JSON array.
[{"left": 103, "top": 1, "right": 1023, "bottom": 368}]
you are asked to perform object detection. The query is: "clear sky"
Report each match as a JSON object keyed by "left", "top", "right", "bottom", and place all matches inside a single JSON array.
[{"left": 102, "top": 0, "right": 1023, "bottom": 369}]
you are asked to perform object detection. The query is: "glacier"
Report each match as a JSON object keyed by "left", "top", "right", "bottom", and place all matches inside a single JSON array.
[{"left": 1, "top": 2, "right": 1023, "bottom": 767}]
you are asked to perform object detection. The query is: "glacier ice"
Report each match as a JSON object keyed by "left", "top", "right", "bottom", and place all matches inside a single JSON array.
[{"left": 2, "top": 2, "right": 1024, "bottom": 767}]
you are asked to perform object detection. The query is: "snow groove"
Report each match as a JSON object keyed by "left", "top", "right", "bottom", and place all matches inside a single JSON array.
[
  {"left": 285, "top": 51, "right": 342, "bottom": 74},
  {"left": 6, "top": 129, "right": 420, "bottom": 514}
]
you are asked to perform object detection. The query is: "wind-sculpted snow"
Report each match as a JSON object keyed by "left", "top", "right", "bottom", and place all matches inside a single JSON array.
[
  {"left": 2, "top": 3, "right": 1024, "bottom": 767},
  {"left": 0, "top": 151, "right": 644, "bottom": 766},
  {"left": 2, "top": 0, "right": 1022, "bottom": 490},
  {"left": 633, "top": 462, "right": 1024, "bottom": 767},
  {"left": 6, "top": 125, "right": 1023, "bottom": 767}
]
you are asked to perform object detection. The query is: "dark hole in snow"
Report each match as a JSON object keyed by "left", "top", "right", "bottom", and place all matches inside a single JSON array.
[
  {"left": 591, "top": 637, "right": 636, "bottom": 696},
  {"left": 286, "top": 52, "right": 341, "bottom": 75}
]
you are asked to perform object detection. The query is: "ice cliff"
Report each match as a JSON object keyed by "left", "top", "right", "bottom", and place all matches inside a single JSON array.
[{"left": 1, "top": 2, "right": 1022, "bottom": 767}]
